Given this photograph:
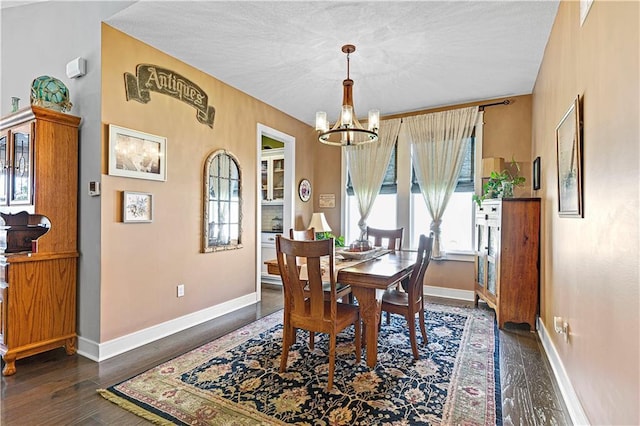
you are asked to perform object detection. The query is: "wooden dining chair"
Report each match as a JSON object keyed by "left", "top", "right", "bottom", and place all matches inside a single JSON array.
[
  {"left": 289, "top": 227, "right": 316, "bottom": 241},
  {"left": 380, "top": 234, "right": 433, "bottom": 360},
  {"left": 367, "top": 226, "right": 406, "bottom": 306},
  {"left": 276, "top": 235, "right": 361, "bottom": 390},
  {"left": 366, "top": 226, "right": 404, "bottom": 251},
  {"left": 289, "top": 228, "right": 353, "bottom": 306}
]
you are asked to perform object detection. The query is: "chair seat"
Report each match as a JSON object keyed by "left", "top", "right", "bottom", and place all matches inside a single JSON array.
[
  {"left": 382, "top": 289, "right": 411, "bottom": 307},
  {"left": 291, "top": 300, "right": 360, "bottom": 332},
  {"left": 304, "top": 281, "right": 352, "bottom": 299}
]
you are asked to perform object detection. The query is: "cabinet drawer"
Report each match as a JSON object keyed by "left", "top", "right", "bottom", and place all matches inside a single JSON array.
[
  {"left": 476, "top": 201, "right": 501, "bottom": 221},
  {"left": 261, "top": 233, "right": 278, "bottom": 246}
]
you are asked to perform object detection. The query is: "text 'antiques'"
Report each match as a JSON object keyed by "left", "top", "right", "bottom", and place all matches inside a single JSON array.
[{"left": 125, "top": 64, "right": 215, "bottom": 128}]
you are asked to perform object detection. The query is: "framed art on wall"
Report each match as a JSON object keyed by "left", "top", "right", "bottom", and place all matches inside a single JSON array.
[
  {"left": 556, "top": 96, "right": 583, "bottom": 217},
  {"left": 122, "top": 191, "right": 153, "bottom": 223},
  {"left": 533, "top": 156, "right": 541, "bottom": 190},
  {"left": 109, "top": 124, "right": 167, "bottom": 181},
  {"left": 298, "top": 178, "right": 311, "bottom": 202}
]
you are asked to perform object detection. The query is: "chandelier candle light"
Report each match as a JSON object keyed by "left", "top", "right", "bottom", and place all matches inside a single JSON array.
[{"left": 315, "top": 45, "right": 380, "bottom": 146}]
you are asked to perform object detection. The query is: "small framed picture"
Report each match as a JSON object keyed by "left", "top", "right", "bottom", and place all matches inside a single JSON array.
[
  {"left": 298, "top": 178, "right": 311, "bottom": 202},
  {"left": 533, "top": 156, "right": 541, "bottom": 190},
  {"left": 122, "top": 191, "right": 153, "bottom": 223},
  {"left": 109, "top": 124, "right": 167, "bottom": 181}
]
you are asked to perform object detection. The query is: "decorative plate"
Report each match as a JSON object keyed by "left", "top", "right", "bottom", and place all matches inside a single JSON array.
[{"left": 298, "top": 179, "right": 311, "bottom": 202}]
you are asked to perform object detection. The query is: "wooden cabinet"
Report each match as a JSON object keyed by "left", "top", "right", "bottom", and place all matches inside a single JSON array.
[
  {"left": 0, "top": 106, "right": 80, "bottom": 375},
  {"left": 474, "top": 198, "right": 540, "bottom": 330},
  {"left": 261, "top": 149, "right": 284, "bottom": 204}
]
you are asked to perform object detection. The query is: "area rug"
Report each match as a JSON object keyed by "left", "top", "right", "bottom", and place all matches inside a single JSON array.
[{"left": 98, "top": 303, "right": 501, "bottom": 425}]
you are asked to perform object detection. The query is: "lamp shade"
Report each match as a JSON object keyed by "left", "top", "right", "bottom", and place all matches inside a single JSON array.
[{"left": 307, "top": 212, "right": 331, "bottom": 233}]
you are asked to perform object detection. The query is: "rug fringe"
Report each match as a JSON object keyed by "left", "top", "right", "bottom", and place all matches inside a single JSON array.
[{"left": 97, "top": 389, "right": 176, "bottom": 425}]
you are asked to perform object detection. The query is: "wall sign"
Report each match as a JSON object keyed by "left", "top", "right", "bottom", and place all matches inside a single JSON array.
[
  {"left": 318, "top": 193, "right": 335, "bottom": 208},
  {"left": 125, "top": 64, "right": 215, "bottom": 128}
]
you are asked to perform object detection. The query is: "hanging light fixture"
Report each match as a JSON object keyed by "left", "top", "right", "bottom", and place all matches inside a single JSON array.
[{"left": 315, "top": 44, "right": 380, "bottom": 146}]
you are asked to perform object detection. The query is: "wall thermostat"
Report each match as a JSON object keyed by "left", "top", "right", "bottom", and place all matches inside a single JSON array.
[{"left": 88, "top": 181, "right": 100, "bottom": 196}]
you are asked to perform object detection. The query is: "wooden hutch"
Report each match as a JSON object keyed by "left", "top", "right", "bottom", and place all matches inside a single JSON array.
[
  {"left": 474, "top": 198, "right": 541, "bottom": 330},
  {"left": 0, "top": 106, "right": 81, "bottom": 375}
]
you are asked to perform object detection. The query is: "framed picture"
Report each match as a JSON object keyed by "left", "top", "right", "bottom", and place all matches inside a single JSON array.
[
  {"left": 122, "top": 191, "right": 153, "bottom": 223},
  {"left": 298, "top": 178, "right": 311, "bottom": 202},
  {"left": 533, "top": 156, "right": 541, "bottom": 190},
  {"left": 556, "top": 96, "right": 583, "bottom": 217},
  {"left": 109, "top": 124, "right": 167, "bottom": 181}
]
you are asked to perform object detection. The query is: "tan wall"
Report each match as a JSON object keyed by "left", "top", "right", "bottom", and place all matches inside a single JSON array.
[
  {"left": 532, "top": 1, "right": 639, "bottom": 424},
  {"left": 425, "top": 260, "right": 474, "bottom": 292},
  {"left": 100, "top": 25, "right": 314, "bottom": 342},
  {"left": 483, "top": 95, "right": 533, "bottom": 197},
  {"left": 311, "top": 141, "right": 343, "bottom": 233}
]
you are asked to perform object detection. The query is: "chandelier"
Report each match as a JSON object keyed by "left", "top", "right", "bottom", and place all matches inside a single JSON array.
[{"left": 315, "top": 44, "right": 380, "bottom": 146}]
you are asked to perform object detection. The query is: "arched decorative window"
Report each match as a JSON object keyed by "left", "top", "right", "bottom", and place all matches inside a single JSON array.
[{"left": 203, "top": 150, "right": 242, "bottom": 252}]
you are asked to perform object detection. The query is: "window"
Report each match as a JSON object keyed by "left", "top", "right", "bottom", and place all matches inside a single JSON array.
[
  {"left": 345, "top": 144, "right": 397, "bottom": 243},
  {"left": 344, "top": 116, "right": 482, "bottom": 254},
  {"left": 410, "top": 136, "right": 475, "bottom": 252},
  {"left": 203, "top": 150, "right": 242, "bottom": 252}
]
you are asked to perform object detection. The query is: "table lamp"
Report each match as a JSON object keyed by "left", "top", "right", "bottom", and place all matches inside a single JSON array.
[{"left": 307, "top": 212, "right": 331, "bottom": 239}]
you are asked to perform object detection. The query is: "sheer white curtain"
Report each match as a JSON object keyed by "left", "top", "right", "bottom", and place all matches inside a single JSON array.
[
  {"left": 345, "top": 118, "right": 401, "bottom": 240},
  {"left": 405, "top": 106, "right": 478, "bottom": 258}
]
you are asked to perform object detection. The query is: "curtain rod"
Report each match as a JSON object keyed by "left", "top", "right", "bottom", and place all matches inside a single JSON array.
[
  {"left": 395, "top": 99, "right": 513, "bottom": 122},
  {"left": 478, "top": 99, "right": 511, "bottom": 111}
]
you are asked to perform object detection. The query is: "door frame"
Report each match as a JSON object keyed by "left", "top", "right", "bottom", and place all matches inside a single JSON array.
[{"left": 256, "top": 124, "right": 295, "bottom": 299}]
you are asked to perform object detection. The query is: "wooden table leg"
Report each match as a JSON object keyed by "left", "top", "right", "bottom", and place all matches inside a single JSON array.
[{"left": 351, "top": 286, "right": 382, "bottom": 368}]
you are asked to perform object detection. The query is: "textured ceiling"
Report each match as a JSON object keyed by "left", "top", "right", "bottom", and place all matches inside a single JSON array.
[{"left": 105, "top": 1, "right": 559, "bottom": 126}]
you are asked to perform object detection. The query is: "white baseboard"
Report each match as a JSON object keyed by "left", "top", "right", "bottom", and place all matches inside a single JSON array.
[
  {"left": 77, "top": 292, "right": 258, "bottom": 362},
  {"left": 537, "top": 317, "right": 590, "bottom": 425},
  {"left": 424, "top": 285, "right": 475, "bottom": 302}
]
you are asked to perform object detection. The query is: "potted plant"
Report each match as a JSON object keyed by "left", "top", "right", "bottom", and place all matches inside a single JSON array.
[{"left": 473, "top": 159, "right": 526, "bottom": 206}]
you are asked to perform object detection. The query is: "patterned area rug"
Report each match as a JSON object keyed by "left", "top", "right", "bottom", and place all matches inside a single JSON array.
[{"left": 98, "top": 303, "right": 501, "bottom": 425}]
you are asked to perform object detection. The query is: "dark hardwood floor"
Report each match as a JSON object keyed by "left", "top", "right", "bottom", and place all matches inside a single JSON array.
[{"left": 1, "top": 286, "right": 571, "bottom": 425}]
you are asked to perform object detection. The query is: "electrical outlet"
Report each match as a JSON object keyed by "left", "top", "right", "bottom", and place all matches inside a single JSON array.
[
  {"left": 554, "top": 316, "right": 569, "bottom": 343},
  {"left": 553, "top": 316, "right": 563, "bottom": 333},
  {"left": 177, "top": 284, "right": 185, "bottom": 297},
  {"left": 562, "top": 321, "right": 569, "bottom": 343}
]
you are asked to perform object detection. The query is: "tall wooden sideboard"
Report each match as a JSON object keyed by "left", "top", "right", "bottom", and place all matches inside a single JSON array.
[
  {"left": 474, "top": 198, "right": 541, "bottom": 330},
  {"left": 0, "top": 106, "right": 81, "bottom": 375}
]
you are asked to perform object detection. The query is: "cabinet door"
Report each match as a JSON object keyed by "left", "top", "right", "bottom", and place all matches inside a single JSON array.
[
  {"left": 271, "top": 156, "right": 284, "bottom": 202},
  {"left": 0, "top": 261, "right": 7, "bottom": 346},
  {"left": 0, "top": 284, "right": 5, "bottom": 346},
  {"left": 261, "top": 245, "right": 276, "bottom": 277},
  {"left": 260, "top": 159, "right": 269, "bottom": 202},
  {"left": 486, "top": 224, "right": 499, "bottom": 298},
  {"left": 0, "top": 133, "right": 8, "bottom": 205},
  {"left": 10, "top": 124, "right": 33, "bottom": 205},
  {"left": 475, "top": 223, "right": 487, "bottom": 288}
]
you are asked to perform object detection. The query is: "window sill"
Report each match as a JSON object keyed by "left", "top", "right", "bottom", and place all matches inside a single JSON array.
[{"left": 431, "top": 251, "right": 475, "bottom": 262}]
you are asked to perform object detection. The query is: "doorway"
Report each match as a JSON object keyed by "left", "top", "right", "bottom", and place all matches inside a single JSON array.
[{"left": 256, "top": 124, "right": 295, "bottom": 300}]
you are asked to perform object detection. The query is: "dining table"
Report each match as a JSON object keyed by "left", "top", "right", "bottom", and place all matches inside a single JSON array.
[{"left": 265, "top": 250, "right": 417, "bottom": 368}]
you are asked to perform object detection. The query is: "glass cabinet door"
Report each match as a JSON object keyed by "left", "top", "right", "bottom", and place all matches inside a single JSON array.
[
  {"left": 0, "top": 134, "right": 7, "bottom": 205},
  {"left": 260, "top": 159, "right": 269, "bottom": 202},
  {"left": 487, "top": 225, "right": 499, "bottom": 297},
  {"left": 271, "top": 157, "right": 284, "bottom": 201},
  {"left": 11, "top": 130, "right": 32, "bottom": 205},
  {"left": 475, "top": 223, "right": 486, "bottom": 288}
]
